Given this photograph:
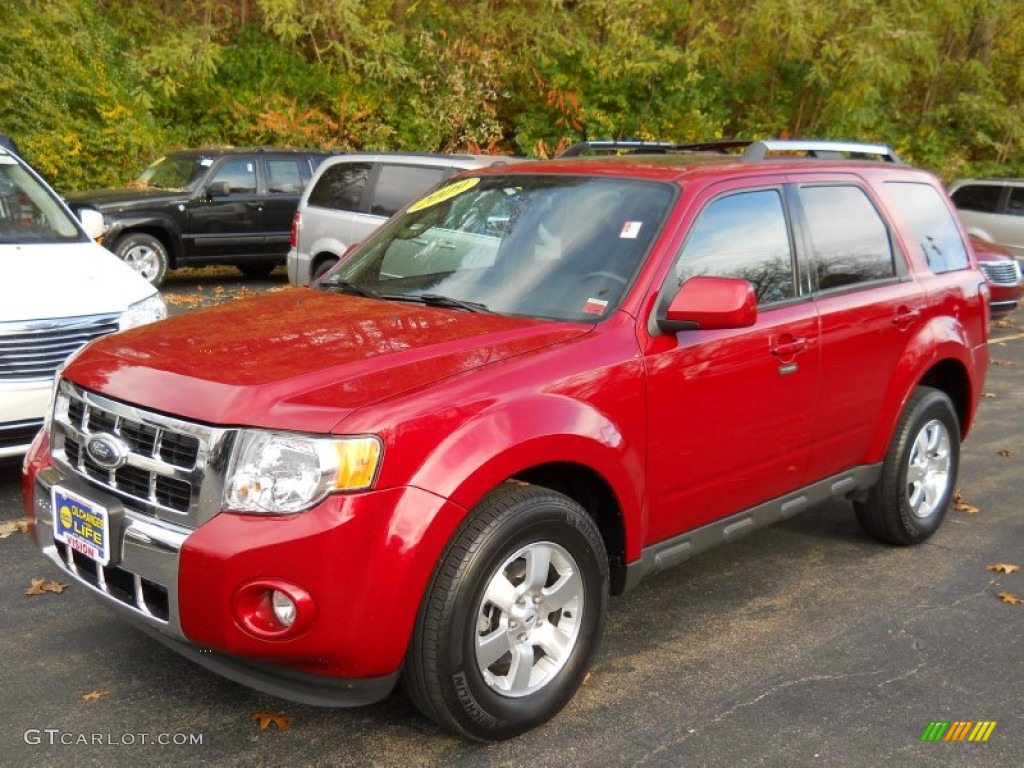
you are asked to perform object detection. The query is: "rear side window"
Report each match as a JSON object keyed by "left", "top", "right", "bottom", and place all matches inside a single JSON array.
[
  {"left": 265, "top": 158, "right": 304, "bottom": 194},
  {"left": 307, "top": 162, "right": 372, "bottom": 212},
  {"left": 1008, "top": 187, "right": 1024, "bottom": 216},
  {"left": 371, "top": 165, "right": 449, "bottom": 217},
  {"left": 884, "top": 182, "right": 968, "bottom": 273},
  {"left": 950, "top": 184, "right": 1001, "bottom": 213},
  {"left": 798, "top": 185, "right": 895, "bottom": 289},
  {"left": 674, "top": 189, "right": 797, "bottom": 304}
]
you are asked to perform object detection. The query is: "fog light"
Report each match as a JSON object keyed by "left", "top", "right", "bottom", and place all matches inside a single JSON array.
[
  {"left": 233, "top": 580, "right": 317, "bottom": 639},
  {"left": 271, "top": 590, "right": 297, "bottom": 628}
]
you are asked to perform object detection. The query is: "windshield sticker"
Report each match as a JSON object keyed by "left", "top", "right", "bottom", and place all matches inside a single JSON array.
[
  {"left": 583, "top": 298, "right": 609, "bottom": 316},
  {"left": 407, "top": 177, "right": 481, "bottom": 213},
  {"left": 620, "top": 221, "right": 642, "bottom": 239}
]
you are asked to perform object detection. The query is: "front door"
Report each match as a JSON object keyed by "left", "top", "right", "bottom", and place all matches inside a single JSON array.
[
  {"left": 187, "top": 156, "right": 263, "bottom": 258},
  {"left": 644, "top": 185, "right": 820, "bottom": 544}
]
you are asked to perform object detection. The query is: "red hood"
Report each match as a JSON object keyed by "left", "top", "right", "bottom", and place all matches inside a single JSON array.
[{"left": 65, "top": 288, "right": 590, "bottom": 432}]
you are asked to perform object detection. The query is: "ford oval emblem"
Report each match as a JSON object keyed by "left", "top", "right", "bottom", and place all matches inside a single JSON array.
[{"left": 85, "top": 433, "right": 130, "bottom": 470}]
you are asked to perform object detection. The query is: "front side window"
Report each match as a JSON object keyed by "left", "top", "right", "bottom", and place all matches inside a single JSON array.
[
  {"left": 884, "top": 182, "right": 968, "bottom": 273},
  {"left": 0, "top": 156, "right": 83, "bottom": 244},
  {"left": 799, "top": 185, "right": 895, "bottom": 289},
  {"left": 674, "top": 189, "right": 797, "bottom": 304},
  {"left": 210, "top": 158, "right": 257, "bottom": 195},
  {"left": 371, "top": 165, "right": 448, "bottom": 217},
  {"left": 307, "top": 162, "right": 372, "bottom": 212},
  {"left": 319, "top": 174, "right": 675, "bottom": 322},
  {"left": 950, "top": 184, "right": 1001, "bottom": 213}
]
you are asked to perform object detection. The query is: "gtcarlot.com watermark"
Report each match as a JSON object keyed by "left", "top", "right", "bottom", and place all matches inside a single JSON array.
[{"left": 25, "top": 729, "right": 203, "bottom": 747}]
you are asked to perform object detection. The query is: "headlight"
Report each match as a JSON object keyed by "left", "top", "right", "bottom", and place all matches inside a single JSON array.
[
  {"left": 224, "top": 431, "right": 382, "bottom": 514},
  {"left": 119, "top": 293, "right": 168, "bottom": 330}
]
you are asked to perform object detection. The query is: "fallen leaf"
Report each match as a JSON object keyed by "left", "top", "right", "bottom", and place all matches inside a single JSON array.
[
  {"left": 987, "top": 563, "right": 1021, "bottom": 574},
  {"left": 997, "top": 591, "right": 1022, "bottom": 606},
  {"left": 0, "top": 519, "right": 29, "bottom": 539},
  {"left": 26, "top": 577, "right": 70, "bottom": 596},
  {"left": 991, "top": 359, "right": 1015, "bottom": 367},
  {"left": 582, "top": 670, "right": 593, "bottom": 687},
  {"left": 82, "top": 690, "right": 111, "bottom": 702},
  {"left": 992, "top": 318, "right": 1015, "bottom": 329},
  {"left": 997, "top": 449, "right": 1015, "bottom": 458},
  {"left": 250, "top": 712, "right": 292, "bottom": 732},
  {"left": 952, "top": 490, "right": 981, "bottom": 514},
  {"left": 981, "top": 392, "right": 996, "bottom": 399}
]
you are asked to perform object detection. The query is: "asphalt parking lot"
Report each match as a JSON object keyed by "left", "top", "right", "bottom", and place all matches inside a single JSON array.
[{"left": 0, "top": 272, "right": 1020, "bottom": 767}]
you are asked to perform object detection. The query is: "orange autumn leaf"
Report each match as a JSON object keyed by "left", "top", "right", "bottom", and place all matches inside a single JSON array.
[
  {"left": 82, "top": 690, "right": 111, "bottom": 702},
  {"left": 26, "top": 577, "right": 70, "bottom": 596},
  {"left": 952, "top": 491, "right": 980, "bottom": 514},
  {"left": 251, "top": 712, "right": 292, "bottom": 731},
  {"left": 987, "top": 563, "right": 1021, "bottom": 574},
  {"left": 996, "top": 591, "right": 1022, "bottom": 606},
  {"left": 996, "top": 449, "right": 1015, "bottom": 458}
]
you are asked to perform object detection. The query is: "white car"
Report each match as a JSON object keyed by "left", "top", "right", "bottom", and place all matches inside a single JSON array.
[{"left": 0, "top": 147, "right": 166, "bottom": 457}]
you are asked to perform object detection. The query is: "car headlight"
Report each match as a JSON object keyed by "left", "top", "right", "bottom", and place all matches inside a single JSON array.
[
  {"left": 119, "top": 293, "right": 168, "bottom": 330},
  {"left": 224, "top": 431, "right": 382, "bottom": 514}
]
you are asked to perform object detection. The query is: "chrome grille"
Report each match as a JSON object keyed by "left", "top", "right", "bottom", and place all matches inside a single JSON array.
[
  {"left": 0, "top": 314, "right": 120, "bottom": 381},
  {"left": 979, "top": 260, "right": 1022, "bottom": 286},
  {"left": 51, "top": 380, "right": 235, "bottom": 529}
]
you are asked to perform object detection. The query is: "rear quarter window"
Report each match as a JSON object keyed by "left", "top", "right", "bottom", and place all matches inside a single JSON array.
[
  {"left": 885, "top": 182, "right": 969, "bottom": 273},
  {"left": 371, "top": 165, "right": 449, "bottom": 217},
  {"left": 950, "top": 184, "right": 1001, "bottom": 213}
]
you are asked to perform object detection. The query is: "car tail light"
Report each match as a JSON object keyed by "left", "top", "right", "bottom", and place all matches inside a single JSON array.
[{"left": 289, "top": 211, "right": 300, "bottom": 248}]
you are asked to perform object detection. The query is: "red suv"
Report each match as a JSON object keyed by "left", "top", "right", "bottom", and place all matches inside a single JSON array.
[{"left": 23, "top": 140, "right": 989, "bottom": 740}]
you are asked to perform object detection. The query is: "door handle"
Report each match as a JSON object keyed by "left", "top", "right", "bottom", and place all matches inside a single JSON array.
[
  {"left": 892, "top": 307, "right": 921, "bottom": 329},
  {"left": 771, "top": 338, "right": 807, "bottom": 357}
]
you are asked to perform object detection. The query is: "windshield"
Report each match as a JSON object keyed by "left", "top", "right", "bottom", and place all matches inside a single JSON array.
[
  {"left": 318, "top": 174, "right": 674, "bottom": 322},
  {"left": 133, "top": 153, "right": 209, "bottom": 191},
  {"left": 0, "top": 156, "right": 84, "bottom": 244}
]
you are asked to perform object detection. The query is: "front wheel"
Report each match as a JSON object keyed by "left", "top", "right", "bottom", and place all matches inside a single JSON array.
[
  {"left": 855, "top": 386, "right": 960, "bottom": 545},
  {"left": 113, "top": 233, "right": 169, "bottom": 287},
  {"left": 402, "top": 484, "right": 609, "bottom": 740}
]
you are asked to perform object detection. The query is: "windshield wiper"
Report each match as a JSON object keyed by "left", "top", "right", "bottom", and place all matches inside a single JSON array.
[
  {"left": 319, "top": 280, "right": 380, "bottom": 299},
  {"left": 418, "top": 293, "right": 492, "bottom": 313}
]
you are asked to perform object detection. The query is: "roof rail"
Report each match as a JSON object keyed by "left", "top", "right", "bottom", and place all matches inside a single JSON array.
[
  {"left": 557, "top": 138, "right": 903, "bottom": 164},
  {"left": 742, "top": 140, "right": 903, "bottom": 163}
]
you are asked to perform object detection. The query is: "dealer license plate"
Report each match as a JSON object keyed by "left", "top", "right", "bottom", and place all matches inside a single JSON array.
[{"left": 52, "top": 486, "right": 110, "bottom": 565}]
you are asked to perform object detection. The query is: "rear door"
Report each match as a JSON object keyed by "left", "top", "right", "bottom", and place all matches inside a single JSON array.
[
  {"left": 644, "top": 181, "right": 821, "bottom": 542},
  {"left": 259, "top": 155, "right": 315, "bottom": 254},
  {"left": 790, "top": 177, "right": 927, "bottom": 480}
]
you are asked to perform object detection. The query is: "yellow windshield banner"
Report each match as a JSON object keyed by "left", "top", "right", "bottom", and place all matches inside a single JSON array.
[{"left": 407, "top": 177, "right": 480, "bottom": 213}]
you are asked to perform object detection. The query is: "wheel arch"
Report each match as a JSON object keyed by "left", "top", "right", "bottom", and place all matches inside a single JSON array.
[{"left": 106, "top": 216, "right": 182, "bottom": 267}]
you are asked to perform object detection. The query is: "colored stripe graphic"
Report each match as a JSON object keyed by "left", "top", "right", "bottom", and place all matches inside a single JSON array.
[{"left": 921, "top": 721, "right": 996, "bottom": 742}]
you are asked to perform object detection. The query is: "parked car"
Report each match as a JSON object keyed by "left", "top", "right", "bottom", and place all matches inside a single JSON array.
[
  {"left": 949, "top": 177, "right": 1024, "bottom": 259},
  {"left": 0, "top": 146, "right": 165, "bottom": 458},
  {"left": 971, "top": 236, "right": 1022, "bottom": 317},
  {"left": 65, "top": 147, "right": 329, "bottom": 287},
  {"left": 287, "top": 152, "right": 522, "bottom": 286},
  {"left": 24, "top": 140, "right": 989, "bottom": 739}
]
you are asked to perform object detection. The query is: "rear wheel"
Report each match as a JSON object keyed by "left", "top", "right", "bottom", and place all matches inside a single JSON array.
[
  {"left": 402, "top": 484, "right": 608, "bottom": 740},
  {"left": 855, "top": 386, "right": 960, "bottom": 545},
  {"left": 113, "top": 233, "right": 168, "bottom": 287}
]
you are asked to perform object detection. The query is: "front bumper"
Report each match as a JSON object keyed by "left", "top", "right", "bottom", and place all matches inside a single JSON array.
[
  {"left": 0, "top": 379, "right": 49, "bottom": 457},
  {"left": 27, "top": 458, "right": 463, "bottom": 707}
]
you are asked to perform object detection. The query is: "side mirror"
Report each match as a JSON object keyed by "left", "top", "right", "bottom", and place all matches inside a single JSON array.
[
  {"left": 206, "top": 181, "right": 231, "bottom": 198},
  {"left": 657, "top": 276, "right": 757, "bottom": 333},
  {"left": 78, "top": 208, "right": 106, "bottom": 241}
]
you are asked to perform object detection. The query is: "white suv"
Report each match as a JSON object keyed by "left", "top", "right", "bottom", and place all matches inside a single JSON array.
[
  {"left": 0, "top": 147, "right": 166, "bottom": 457},
  {"left": 949, "top": 178, "right": 1024, "bottom": 258},
  {"left": 287, "top": 153, "right": 521, "bottom": 285}
]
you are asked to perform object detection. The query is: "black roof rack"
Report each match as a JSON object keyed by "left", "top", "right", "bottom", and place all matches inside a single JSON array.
[{"left": 557, "top": 139, "right": 903, "bottom": 164}]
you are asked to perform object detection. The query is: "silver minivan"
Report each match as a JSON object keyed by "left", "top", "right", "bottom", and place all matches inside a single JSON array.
[
  {"left": 949, "top": 178, "right": 1024, "bottom": 259},
  {"left": 287, "top": 153, "right": 521, "bottom": 286}
]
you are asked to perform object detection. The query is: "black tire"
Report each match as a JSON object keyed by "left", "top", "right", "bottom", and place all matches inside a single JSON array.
[
  {"left": 236, "top": 262, "right": 277, "bottom": 279},
  {"left": 402, "top": 484, "right": 609, "bottom": 741},
  {"left": 855, "top": 386, "right": 960, "bottom": 545},
  {"left": 311, "top": 256, "right": 339, "bottom": 282},
  {"left": 112, "top": 233, "right": 169, "bottom": 287}
]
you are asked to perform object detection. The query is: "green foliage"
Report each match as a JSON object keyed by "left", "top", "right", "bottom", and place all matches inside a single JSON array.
[{"left": 4, "top": 0, "right": 1024, "bottom": 188}]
